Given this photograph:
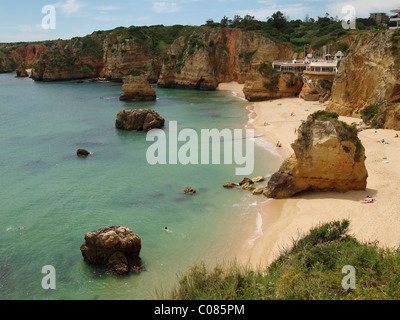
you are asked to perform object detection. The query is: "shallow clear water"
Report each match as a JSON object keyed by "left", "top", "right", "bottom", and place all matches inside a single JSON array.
[{"left": 0, "top": 74, "right": 280, "bottom": 300}]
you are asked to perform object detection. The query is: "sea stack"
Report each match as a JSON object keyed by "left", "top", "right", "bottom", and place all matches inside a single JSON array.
[
  {"left": 119, "top": 74, "right": 156, "bottom": 101},
  {"left": 264, "top": 111, "right": 368, "bottom": 198},
  {"left": 115, "top": 108, "right": 165, "bottom": 132},
  {"left": 80, "top": 226, "right": 143, "bottom": 275}
]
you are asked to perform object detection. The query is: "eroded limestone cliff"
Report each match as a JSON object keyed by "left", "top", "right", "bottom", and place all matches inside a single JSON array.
[
  {"left": 243, "top": 64, "right": 303, "bottom": 101},
  {"left": 328, "top": 30, "right": 400, "bottom": 129},
  {"left": 264, "top": 111, "right": 368, "bottom": 198}
]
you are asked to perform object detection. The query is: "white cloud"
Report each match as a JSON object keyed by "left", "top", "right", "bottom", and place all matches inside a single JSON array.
[
  {"left": 326, "top": 0, "right": 400, "bottom": 17},
  {"left": 94, "top": 6, "right": 120, "bottom": 11},
  {"left": 153, "top": 1, "right": 181, "bottom": 14},
  {"left": 54, "top": 0, "right": 85, "bottom": 16}
]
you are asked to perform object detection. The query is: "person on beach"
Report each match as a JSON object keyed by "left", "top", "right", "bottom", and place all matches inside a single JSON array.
[{"left": 395, "top": 133, "right": 398, "bottom": 138}]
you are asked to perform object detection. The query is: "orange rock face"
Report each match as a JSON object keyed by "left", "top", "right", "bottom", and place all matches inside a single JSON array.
[
  {"left": 264, "top": 114, "right": 368, "bottom": 198},
  {"left": 243, "top": 68, "right": 303, "bottom": 101},
  {"left": 120, "top": 74, "right": 156, "bottom": 101},
  {"left": 328, "top": 31, "right": 400, "bottom": 117}
]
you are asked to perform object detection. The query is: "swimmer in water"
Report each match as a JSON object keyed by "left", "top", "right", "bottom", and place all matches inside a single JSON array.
[{"left": 164, "top": 227, "right": 172, "bottom": 233}]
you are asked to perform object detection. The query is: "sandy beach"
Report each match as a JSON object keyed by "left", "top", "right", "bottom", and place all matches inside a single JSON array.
[{"left": 217, "top": 82, "right": 400, "bottom": 269}]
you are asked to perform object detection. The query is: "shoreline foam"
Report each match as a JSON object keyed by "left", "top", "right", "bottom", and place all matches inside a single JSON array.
[{"left": 217, "top": 82, "right": 400, "bottom": 270}]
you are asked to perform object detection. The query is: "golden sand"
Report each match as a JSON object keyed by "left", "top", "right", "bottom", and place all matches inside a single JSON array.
[{"left": 217, "top": 82, "right": 400, "bottom": 269}]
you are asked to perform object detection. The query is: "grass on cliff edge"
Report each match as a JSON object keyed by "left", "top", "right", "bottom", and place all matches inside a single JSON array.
[{"left": 165, "top": 220, "right": 400, "bottom": 300}]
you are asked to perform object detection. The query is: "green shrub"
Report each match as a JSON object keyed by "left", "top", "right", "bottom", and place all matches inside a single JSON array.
[
  {"left": 125, "top": 68, "right": 144, "bottom": 76},
  {"left": 166, "top": 220, "right": 400, "bottom": 300},
  {"left": 361, "top": 105, "right": 380, "bottom": 123},
  {"left": 311, "top": 110, "right": 339, "bottom": 121}
]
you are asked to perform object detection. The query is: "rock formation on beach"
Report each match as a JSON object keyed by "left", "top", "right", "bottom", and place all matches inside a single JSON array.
[
  {"left": 119, "top": 74, "right": 157, "bottom": 101},
  {"left": 115, "top": 108, "right": 165, "bottom": 132},
  {"left": 223, "top": 176, "right": 266, "bottom": 194},
  {"left": 264, "top": 111, "right": 368, "bottom": 198},
  {"left": 80, "top": 226, "right": 142, "bottom": 275},
  {"left": 243, "top": 64, "right": 303, "bottom": 101}
]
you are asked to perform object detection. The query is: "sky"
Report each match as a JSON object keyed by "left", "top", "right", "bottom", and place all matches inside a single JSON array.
[{"left": 1, "top": 0, "right": 400, "bottom": 42}]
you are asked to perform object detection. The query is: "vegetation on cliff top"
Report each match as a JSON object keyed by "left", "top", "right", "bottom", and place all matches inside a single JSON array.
[
  {"left": 166, "top": 220, "right": 400, "bottom": 300},
  {"left": 204, "top": 12, "right": 384, "bottom": 53},
  {"left": 297, "top": 111, "right": 364, "bottom": 161}
]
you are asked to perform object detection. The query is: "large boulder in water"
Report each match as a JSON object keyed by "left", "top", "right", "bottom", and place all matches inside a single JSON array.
[
  {"left": 80, "top": 226, "right": 143, "bottom": 275},
  {"left": 115, "top": 108, "right": 165, "bottom": 132}
]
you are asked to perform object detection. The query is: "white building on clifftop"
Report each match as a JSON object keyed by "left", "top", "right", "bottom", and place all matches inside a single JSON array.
[{"left": 390, "top": 7, "right": 400, "bottom": 29}]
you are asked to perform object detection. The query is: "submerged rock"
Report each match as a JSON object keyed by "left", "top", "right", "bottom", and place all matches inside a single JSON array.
[
  {"left": 264, "top": 111, "right": 368, "bottom": 198},
  {"left": 115, "top": 108, "right": 165, "bottom": 132},
  {"left": 80, "top": 226, "right": 142, "bottom": 275},
  {"left": 251, "top": 176, "right": 265, "bottom": 183},
  {"left": 223, "top": 182, "right": 237, "bottom": 188},
  {"left": 183, "top": 186, "right": 196, "bottom": 195},
  {"left": 238, "top": 177, "right": 255, "bottom": 191}
]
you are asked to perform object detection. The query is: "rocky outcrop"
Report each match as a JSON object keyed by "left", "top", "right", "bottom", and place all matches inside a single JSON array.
[
  {"left": 243, "top": 65, "right": 303, "bottom": 101},
  {"left": 328, "top": 30, "right": 400, "bottom": 118},
  {"left": 183, "top": 186, "right": 196, "bottom": 194},
  {"left": 115, "top": 109, "right": 165, "bottom": 132},
  {"left": 264, "top": 112, "right": 368, "bottom": 198},
  {"left": 15, "top": 66, "right": 28, "bottom": 77},
  {"left": 223, "top": 176, "right": 266, "bottom": 194},
  {"left": 77, "top": 149, "right": 90, "bottom": 157},
  {"left": 300, "top": 75, "right": 332, "bottom": 103},
  {"left": 120, "top": 74, "right": 156, "bottom": 101},
  {"left": 80, "top": 226, "right": 142, "bottom": 275}
]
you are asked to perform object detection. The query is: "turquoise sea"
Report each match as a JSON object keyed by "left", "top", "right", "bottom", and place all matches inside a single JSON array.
[{"left": 0, "top": 73, "right": 280, "bottom": 300}]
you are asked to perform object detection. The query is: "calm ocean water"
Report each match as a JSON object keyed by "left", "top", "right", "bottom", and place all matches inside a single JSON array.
[{"left": 0, "top": 73, "right": 280, "bottom": 300}]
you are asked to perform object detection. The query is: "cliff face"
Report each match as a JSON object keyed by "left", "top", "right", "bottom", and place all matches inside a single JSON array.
[
  {"left": 27, "top": 26, "right": 295, "bottom": 88},
  {"left": 158, "top": 28, "right": 295, "bottom": 90},
  {"left": 0, "top": 44, "right": 48, "bottom": 73},
  {"left": 102, "top": 37, "right": 156, "bottom": 82},
  {"left": 243, "top": 67, "right": 303, "bottom": 101},
  {"left": 264, "top": 112, "right": 368, "bottom": 198},
  {"left": 328, "top": 30, "right": 400, "bottom": 119},
  {"left": 31, "top": 36, "right": 104, "bottom": 81},
  {"left": 158, "top": 33, "right": 218, "bottom": 90}
]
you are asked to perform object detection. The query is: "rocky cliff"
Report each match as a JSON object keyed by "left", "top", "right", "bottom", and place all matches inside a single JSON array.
[
  {"left": 328, "top": 30, "right": 400, "bottom": 129},
  {"left": 0, "top": 43, "right": 48, "bottom": 73},
  {"left": 31, "top": 36, "right": 104, "bottom": 81},
  {"left": 243, "top": 63, "right": 303, "bottom": 101},
  {"left": 158, "top": 28, "right": 295, "bottom": 90},
  {"left": 25, "top": 26, "right": 294, "bottom": 88},
  {"left": 264, "top": 111, "right": 368, "bottom": 198}
]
